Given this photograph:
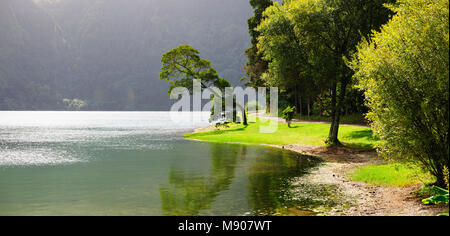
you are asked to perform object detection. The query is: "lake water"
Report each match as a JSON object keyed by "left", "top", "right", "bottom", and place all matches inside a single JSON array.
[{"left": 0, "top": 111, "right": 321, "bottom": 216}]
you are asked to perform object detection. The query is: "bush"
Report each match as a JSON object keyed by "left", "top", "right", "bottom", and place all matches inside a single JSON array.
[
  {"left": 281, "top": 106, "right": 296, "bottom": 128},
  {"left": 351, "top": 0, "right": 449, "bottom": 187}
]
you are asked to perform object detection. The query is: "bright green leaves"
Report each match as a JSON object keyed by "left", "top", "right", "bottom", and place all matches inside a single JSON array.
[
  {"left": 159, "top": 45, "right": 226, "bottom": 95},
  {"left": 256, "top": 0, "right": 393, "bottom": 144},
  {"left": 351, "top": 0, "right": 449, "bottom": 185},
  {"left": 422, "top": 186, "right": 449, "bottom": 216}
]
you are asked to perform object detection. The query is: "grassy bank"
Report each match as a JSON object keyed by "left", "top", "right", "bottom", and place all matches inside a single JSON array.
[
  {"left": 349, "top": 163, "right": 435, "bottom": 187},
  {"left": 185, "top": 117, "right": 378, "bottom": 148}
]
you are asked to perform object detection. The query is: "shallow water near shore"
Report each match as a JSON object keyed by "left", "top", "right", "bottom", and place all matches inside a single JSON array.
[{"left": 0, "top": 111, "right": 324, "bottom": 216}]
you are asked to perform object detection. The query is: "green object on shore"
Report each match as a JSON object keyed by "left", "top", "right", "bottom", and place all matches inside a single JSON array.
[
  {"left": 422, "top": 186, "right": 449, "bottom": 205},
  {"left": 185, "top": 117, "right": 378, "bottom": 148},
  {"left": 422, "top": 186, "right": 449, "bottom": 216},
  {"left": 282, "top": 106, "right": 296, "bottom": 128}
]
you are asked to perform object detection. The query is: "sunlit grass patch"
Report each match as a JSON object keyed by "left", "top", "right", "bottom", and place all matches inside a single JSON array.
[
  {"left": 185, "top": 117, "right": 378, "bottom": 148},
  {"left": 349, "top": 163, "right": 435, "bottom": 187}
]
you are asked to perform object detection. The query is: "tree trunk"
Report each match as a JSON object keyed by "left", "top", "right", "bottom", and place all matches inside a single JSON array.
[
  {"left": 307, "top": 97, "right": 311, "bottom": 117},
  {"left": 242, "top": 109, "right": 248, "bottom": 125},
  {"left": 299, "top": 96, "right": 303, "bottom": 116},
  {"left": 328, "top": 83, "right": 337, "bottom": 140},
  {"left": 294, "top": 87, "right": 300, "bottom": 114},
  {"left": 237, "top": 103, "right": 248, "bottom": 126},
  {"left": 433, "top": 162, "right": 446, "bottom": 188},
  {"left": 328, "top": 80, "right": 348, "bottom": 145}
]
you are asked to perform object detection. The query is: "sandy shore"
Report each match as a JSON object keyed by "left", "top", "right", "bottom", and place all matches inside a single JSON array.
[{"left": 278, "top": 144, "right": 446, "bottom": 216}]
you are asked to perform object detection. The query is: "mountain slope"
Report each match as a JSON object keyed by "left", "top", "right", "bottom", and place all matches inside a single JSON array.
[
  {"left": 0, "top": 0, "right": 66, "bottom": 109},
  {"left": 1, "top": 0, "right": 253, "bottom": 110}
]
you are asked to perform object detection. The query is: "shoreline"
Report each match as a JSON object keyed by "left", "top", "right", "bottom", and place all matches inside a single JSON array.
[{"left": 186, "top": 129, "right": 446, "bottom": 216}]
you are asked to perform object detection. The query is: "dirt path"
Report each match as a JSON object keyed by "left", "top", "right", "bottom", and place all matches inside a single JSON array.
[{"left": 278, "top": 144, "right": 446, "bottom": 216}]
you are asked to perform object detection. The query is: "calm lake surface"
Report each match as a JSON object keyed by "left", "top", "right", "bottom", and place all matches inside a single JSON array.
[{"left": 0, "top": 111, "right": 321, "bottom": 216}]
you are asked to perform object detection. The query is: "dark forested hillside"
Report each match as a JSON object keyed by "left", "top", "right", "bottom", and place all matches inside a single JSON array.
[
  {"left": 0, "top": 0, "right": 252, "bottom": 110},
  {"left": 0, "top": 0, "right": 66, "bottom": 109}
]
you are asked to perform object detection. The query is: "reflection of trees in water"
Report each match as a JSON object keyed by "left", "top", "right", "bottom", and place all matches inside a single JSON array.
[
  {"left": 159, "top": 143, "right": 320, "bottom": 216},
  {"left": 247, "top": 151, "right": 321, "bottom": 215},
  {"left": 159, "top": 144, "right": 245, "bottom": 216}
]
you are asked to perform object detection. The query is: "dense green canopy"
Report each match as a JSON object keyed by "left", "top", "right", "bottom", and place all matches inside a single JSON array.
[{"left": 256, "top": 0, "right": 393, "bottom": 144}]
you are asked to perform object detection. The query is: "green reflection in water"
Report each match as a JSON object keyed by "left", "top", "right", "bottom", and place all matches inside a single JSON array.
[
  {"left": 159, "top": 143, "right": 322, "bottom": 216},
  {"left": 247, "top": 149, "right": 321, "bottom": 215},
  {"left": 159, "top": 143, "right": 242, "bottom": 216}
]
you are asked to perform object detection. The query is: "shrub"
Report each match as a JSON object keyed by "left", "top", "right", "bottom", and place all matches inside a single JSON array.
[
  {"left": 282, "top": 106, "right": 296, "bottom": 127},
  {"left": 351, "top": 0, "right": 449, "bottom": 186}
]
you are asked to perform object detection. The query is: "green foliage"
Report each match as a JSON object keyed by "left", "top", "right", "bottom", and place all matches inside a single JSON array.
[
  {"left": 422, "top": 166, "right": 450, "bottom": 217},
  {"left": 422, "top": 185, "right": 449, "bottom": 216},
  {"left": 351, "top": 0, "right": 449, "bottom": 186},
  {"left": 282, "top": 106, "right": 296, "bottom": 127},
  {"left": 256, "top": 0, "right": 393, "bottom": 144},
  {"left": 243, "top": 0, "right": 272, "bottom": 87},
  {"left": 248, "top": 0, "right": 274, "bottom": 45},
  {"left": 159, "top": 45, "right": 228, "bottom": 95},
  {"left": 62, "top": 98, "right": 87, "bottom": 111},
  {"left": 158, "top": 45, "right": 250, "bottom": 123}
]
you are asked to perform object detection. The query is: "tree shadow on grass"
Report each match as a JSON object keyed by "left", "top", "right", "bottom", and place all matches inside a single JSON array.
[
  {"left": 338, "top": 130, "right": 379, "bottom": 149},
  {"left": 345, "top": 130, "right": 378, "bottom": 140}
]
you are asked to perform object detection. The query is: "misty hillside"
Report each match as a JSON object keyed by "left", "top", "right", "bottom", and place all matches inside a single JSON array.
[{"left": 0, "top": 0, "right": 252, "bottom": 110}]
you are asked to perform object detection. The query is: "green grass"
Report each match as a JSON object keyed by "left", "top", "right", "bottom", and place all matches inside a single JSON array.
[
  {"left": 349, "top": 163, "right": 435, "bottom": 187},
  {"left": 185, "top": 117, "right": 378, "bottom": 148}
]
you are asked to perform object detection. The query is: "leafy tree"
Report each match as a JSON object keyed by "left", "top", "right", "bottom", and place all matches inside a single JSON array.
[
  {"left": 257, "top": 0, "right": 393, "bottom": 145},
  {"left": 257, "top": 2, "right": 322, "bottom": 115},
  {"left": 242, "top": 0, "right": 273, "bottom": 87},
  {"left": 159, "top": 45, "right": 248, "bottom": 125},
  {"left": 351, "top": 0, "right": 449, "bottom": 186},
  {"left": 282, "top": 106, "right": 296, "bottom": 128},
  {"left": 159, "top": 45, "right": 226, "bottom": 93}
]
